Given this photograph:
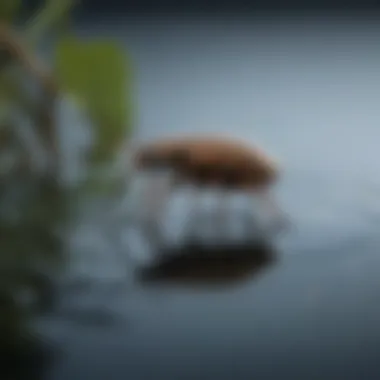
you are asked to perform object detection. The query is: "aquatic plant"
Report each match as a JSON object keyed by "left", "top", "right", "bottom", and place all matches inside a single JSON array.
[{"left": 0, "top": 0, "right": 133, "bottom": 375}]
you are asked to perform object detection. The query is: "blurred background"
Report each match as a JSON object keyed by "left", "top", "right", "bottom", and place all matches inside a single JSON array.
[{"left": 3, "top": 0, "right": 380, "bottom": 379}]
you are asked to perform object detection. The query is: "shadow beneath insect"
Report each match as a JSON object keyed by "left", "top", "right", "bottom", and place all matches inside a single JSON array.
[{"left": 137, "top": 239, "right": 277, "bottom": 288}]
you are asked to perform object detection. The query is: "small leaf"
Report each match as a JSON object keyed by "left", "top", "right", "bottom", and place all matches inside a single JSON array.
[{"left": 54, "top": 37, "right": 133, "bottom": 163}]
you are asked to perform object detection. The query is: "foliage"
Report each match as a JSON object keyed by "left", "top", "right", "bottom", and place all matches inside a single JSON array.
[
  {"left": 0, "top": 0, "right": 133, "bottom": 372},
  {"left": 0, "top": 0, "right": 21, "bottom": 24},
  {"left": 55, "top": 36, "right": 132, "bottom": 163},
  {"left": 24, "top": 0, "right": 75, "bottom": 47}
]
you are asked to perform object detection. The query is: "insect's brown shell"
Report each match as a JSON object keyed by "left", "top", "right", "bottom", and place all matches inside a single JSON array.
[{"left": 134, "top": 136, "right": 279, "bottom": 187}]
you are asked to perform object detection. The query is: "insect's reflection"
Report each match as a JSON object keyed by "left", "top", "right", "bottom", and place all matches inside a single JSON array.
[{"left": 137, "top": 241, "right": 276, "bottom": 287}]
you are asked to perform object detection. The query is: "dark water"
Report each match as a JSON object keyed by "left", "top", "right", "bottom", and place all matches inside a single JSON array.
[{"left": 38, "top": 15, "right": 380, "bottom": 380}]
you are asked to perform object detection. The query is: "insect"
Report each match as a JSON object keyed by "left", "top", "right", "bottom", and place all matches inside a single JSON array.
[{"left": 129, "top": 135, "right": 288, "bottom": 250}]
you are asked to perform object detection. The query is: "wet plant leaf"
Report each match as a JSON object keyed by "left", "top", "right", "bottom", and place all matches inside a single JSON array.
[{"left": 54, "top": 36, "right": 133, "bottom": 163}]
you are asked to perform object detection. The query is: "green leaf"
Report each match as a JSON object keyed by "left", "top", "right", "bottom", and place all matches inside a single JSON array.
[
  {"left": 0, "top": 0, "right": 21, "bottom": 23},
  {"left": 54, "top": 37, "right": 133, "bottom": 163}
]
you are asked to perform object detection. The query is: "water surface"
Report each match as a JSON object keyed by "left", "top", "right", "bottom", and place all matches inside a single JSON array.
[{"left": 44, "top": 15, "right": 380, "bottom": 380}]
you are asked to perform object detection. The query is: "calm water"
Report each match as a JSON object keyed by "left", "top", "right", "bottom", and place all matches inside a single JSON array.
[{"left": 42, "top": 15, "right": 380, "bottom": 380}]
